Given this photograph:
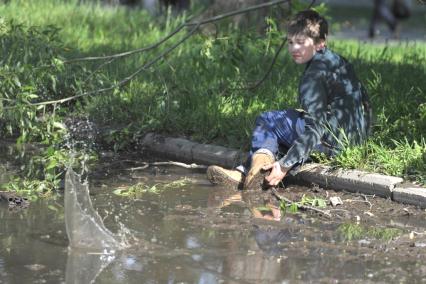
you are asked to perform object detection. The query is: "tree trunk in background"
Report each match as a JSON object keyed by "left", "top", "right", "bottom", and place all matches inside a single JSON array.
[{"left": 200, "top": 0, "right": 290, "bottom": 32}]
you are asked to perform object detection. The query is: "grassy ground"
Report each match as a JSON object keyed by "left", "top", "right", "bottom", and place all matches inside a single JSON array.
[{"left": 0, "top": 0, "right": 425, "bottom": 185}]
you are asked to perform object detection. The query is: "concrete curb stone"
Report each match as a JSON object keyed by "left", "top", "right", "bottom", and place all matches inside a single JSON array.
[
  {"left": 293, "top": 163, "right": 403, "bottom": 198},
  {"left": 140, "top": 132, "right": 247, "bottom": 168},
  {"left": 140, "top": 133, "right": 426, "bottom": 208},
  {"left": 140, "top": 133, "right": 196, "bottom": 163},
  {"left": 393, "top": 186, "right": 426, "bottom": 208}
]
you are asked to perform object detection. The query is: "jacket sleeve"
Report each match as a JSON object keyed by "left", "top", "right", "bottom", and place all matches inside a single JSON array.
[{"left": 278, "top": 71, "right": 329, "bottom": 169}]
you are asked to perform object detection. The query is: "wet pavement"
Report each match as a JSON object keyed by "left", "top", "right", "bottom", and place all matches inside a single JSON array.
[{"left": 1, "top": 155, "right": 426, "bottom": 283}]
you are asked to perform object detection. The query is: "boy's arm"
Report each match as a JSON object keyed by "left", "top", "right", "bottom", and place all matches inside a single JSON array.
[{"left": 278, "top": 71, "right": 328, "bottom": 170}]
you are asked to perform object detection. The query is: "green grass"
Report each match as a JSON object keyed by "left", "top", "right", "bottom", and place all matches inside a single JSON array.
[
  {"left": 338, "top": 222, "right": 403, "bottom": 241},
  {"left": 0, "top": 0, "right": 425, "bottom": 186}
]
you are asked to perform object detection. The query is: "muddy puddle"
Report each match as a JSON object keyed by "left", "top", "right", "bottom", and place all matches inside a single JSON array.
[{"left": 1, "top": 154, "right": 426, "bottom": 283}]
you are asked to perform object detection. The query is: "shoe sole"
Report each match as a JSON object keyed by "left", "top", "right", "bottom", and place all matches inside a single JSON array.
[
  {"left": 207, "top": 167, "right": 243, "bottom": 190},
  {"left": 244, "top": 169, "right": 270, "bottom": 191}
]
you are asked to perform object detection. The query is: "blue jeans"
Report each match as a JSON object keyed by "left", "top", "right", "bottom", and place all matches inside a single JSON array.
[
  {"left": 236, "top": 109, "right": 330, "bottom": 174},
  {"left": 250, "top": 109, "right": 305, "bottom": 155},
  {"left": 236, "top": 109, "right": 305, "bottom": 174}
]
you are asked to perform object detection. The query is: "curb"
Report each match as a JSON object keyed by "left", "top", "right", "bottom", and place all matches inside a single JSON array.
[
  {"left": 140, "top": 133, "right": 426, "bottom": 208},
  {"left": 290, "top": 163, "right": 403, "bottom": 198},
  {"left": 140, "top": 133, "right": 247, "bottom": 168}
]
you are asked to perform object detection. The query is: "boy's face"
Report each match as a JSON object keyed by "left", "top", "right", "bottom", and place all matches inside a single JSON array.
[{"left": 288, "top": 34, "right": 324, "bottom": 64}]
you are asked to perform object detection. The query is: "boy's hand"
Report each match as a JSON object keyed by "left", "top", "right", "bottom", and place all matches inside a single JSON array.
[{"left": 263, "top": 162, "right": 288, "bottom": 186}]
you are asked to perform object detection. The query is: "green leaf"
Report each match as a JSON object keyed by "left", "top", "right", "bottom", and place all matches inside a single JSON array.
[
  {"left": 47, "top": 205, "right": 58, "bottom": 212},
  {"left": 23, "top": 94, "right": 38, "bottom": 100},
  {"left": 290, "top": 203, "right": 298, "bottom": 213},
  {"left": 52, "top": 121, "right": 66, "bottom": 130},
  {"left": 255, "top": 206, "right": 273, "bottom": 213},
  {"left": 316, "top": 199, "right": 327, "bottom": 208},
  {"left": 13, "top": 76, "right": 21, "bottom": 87},
  {"left": 46, "top": 160, "right": 57, "bottom": 170}
]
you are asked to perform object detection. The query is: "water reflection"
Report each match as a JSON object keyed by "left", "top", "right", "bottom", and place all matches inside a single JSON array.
[
  {"left": 60, "top": 175, "right": 363, "bottom": 283},
  {"left": 254, "top": 226, "right": 298, "bottom": 256},
  {"left": 186, "top": 235, "right": 203, "bottom": 261},
  {"left": 65, "top": 249, "right": 115, "bottom": 284},
  {"left": 0, "top": 257, "right": 5, "bottom": 278},
  {"left": 197, "top": 272, "right": 218, "bottom": 284},
  {"left": 2, "top": 162, "right": 426, "bottom": 283}
]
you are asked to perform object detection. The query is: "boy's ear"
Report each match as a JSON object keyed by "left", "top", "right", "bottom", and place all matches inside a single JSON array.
[{"left": 315, "top": 40, "right": 326, "bottom": 51}]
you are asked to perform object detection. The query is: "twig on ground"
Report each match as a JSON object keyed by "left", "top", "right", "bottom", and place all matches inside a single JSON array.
[
  {"left": 362, "top": 194, "right": 373, "bottom": 210},
  {"left": 127, "top": 161, "right": 207, "bottom": 171},
  {"left": 328, "top": 208, "right": 351, "bottom": 214},
  {"left": 352, "top": 193, "right": 376, "bottom": 199},
  {"left": 128, "top": 164, "right": 150, "bottom": 170},
  {"left": 328, "top": 208, "right": 352, "bottom": 219},
  {"left": 271, "top": 188, "right": 332, "bottom": 218},
  {"left": 108, "top": 159, "right": 148, "bottom": 164},
  {"left": 328, "top": 208, "right": 350, "bottom": 212}
]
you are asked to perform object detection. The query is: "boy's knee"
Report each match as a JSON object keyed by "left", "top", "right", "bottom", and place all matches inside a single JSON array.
[
  {"left": 256, "top": 111, "right": 275, "bottom": 122},
  {"left": 255, "top": 112, "right": 269, "bottom": 124}
]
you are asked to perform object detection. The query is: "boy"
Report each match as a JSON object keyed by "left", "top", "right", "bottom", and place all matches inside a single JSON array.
[{"left": 207, "top": 9, "right": 372, "bottom": 190}]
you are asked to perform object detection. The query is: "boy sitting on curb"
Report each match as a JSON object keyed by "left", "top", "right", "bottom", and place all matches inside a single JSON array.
[{"left": 207, "top": 9, "right": 372, "bottom": 190}]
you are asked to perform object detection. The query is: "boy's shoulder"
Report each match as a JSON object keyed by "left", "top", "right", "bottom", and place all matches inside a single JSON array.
[{"left": 306, "top": 48, "right": 345, "bottom": 74}]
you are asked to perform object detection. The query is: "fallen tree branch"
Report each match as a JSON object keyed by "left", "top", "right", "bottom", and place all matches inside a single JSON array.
[
  {"left": 64, "top": 24, "right": 187, "bottom": 64},
  {"left": 271, "top": 188, "right": 332, "bottom": 218},
  {"left": 235, "top": 0, "right": 316, "bottom": 90},
  {"left": 239, "top": 37, "right": 287, "bottom": 90},
  {"left": 65, "top": 0, "right": 292, "bottom": 64},
  {"left": 82, "top": 57, "right": 118, "bottom": 85},
  {"left": 21, "top": 23, "right": 201, "bottom": 108},
  {"left": 4, "top": 0, "right": 318, "bottom": 109}
]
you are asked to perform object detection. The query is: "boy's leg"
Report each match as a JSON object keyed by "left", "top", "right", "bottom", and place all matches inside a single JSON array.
[
  {"left": 244, "top": 109, "right": 303, "bottom": 190},
  {"left": 369, "top": 0, "right": 397, "bottom": 38},
  {"left": 206, "top": 109, "right": 303, "bottom": 189}
]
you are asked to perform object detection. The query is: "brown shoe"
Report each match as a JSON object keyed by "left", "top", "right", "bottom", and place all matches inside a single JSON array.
[
  {"left": 243, "top": 153, "right": 275, "bottom": 191},
  {"left": 206, "top": 165, "right": 244, "bottom": 190}
]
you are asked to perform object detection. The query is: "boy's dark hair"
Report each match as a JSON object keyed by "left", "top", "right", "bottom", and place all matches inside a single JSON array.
[{"left": 287, "top": 10, "right": 328, "bottom": 43}]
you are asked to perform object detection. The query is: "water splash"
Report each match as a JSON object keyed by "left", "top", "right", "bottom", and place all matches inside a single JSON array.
[
  {"left": 65, "top": 249, "right": 116, "bottom": 284},
  {"left": 61, "top": 118, "right": 135, "bottom": 282},
  {"left": 65, "top": 168, "right": 128, "bottom": 250}
]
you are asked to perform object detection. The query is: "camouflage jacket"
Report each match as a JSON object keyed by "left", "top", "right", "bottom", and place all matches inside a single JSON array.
[{"left": 279, "top": 48, "right": 372, "bottom": 169}]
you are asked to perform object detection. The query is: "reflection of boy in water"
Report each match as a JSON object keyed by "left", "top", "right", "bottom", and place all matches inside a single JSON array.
[{"left": 207, "top": 10, "right": 371, "bottom": 191}]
